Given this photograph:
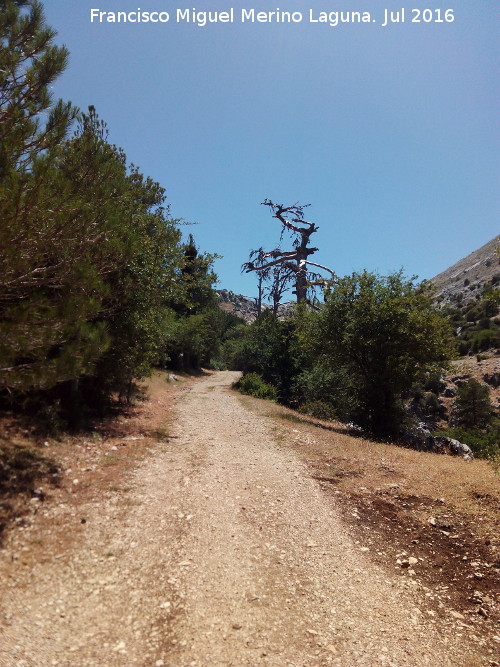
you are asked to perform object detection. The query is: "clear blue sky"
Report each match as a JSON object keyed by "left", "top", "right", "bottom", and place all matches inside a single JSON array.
[{"left": 43, "top": 1, "right": 498, "bottom": 297}]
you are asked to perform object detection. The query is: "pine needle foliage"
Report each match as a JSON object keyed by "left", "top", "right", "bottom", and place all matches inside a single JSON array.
[{"left": 0, "top": 2, "right": 219, "bottom": 426}]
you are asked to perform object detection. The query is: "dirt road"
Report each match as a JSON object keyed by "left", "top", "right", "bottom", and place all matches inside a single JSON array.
[{"left": 0, "top": 372, "right": 479, "bottom": 665}]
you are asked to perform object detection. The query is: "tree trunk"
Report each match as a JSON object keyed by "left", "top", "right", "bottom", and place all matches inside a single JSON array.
[
  {"left": 295, "top": 257, "right": 308, "bottom": 304},
  {"left": 272, "top": 294, "right": 280, "bottom": 316},
  {"left": 257, "top": 274, "right": 263, "bottom": 316}
]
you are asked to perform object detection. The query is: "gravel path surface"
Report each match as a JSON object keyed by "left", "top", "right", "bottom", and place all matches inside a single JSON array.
[{"left": 0, "top": 371, "right": 470, "bottom": 665}]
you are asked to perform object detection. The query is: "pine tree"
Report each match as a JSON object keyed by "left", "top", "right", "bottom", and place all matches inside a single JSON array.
[
  {"left": 0, "top": 0, "right": 76, "bottom": 175},
  {"left": 0, "top": 0, "right": 84, "bottom": 390},
  {"left": 455, "top": 379, "right": 492, "bottom": 429},
  {"left": 166, "top": 234, "right": 219, "bottom": 369},
  {"left": 176, "top": 234, "right": 218, "bottom": 315},
  {"left": 0, "top": 2, "right": 219, "bottom": 417}
]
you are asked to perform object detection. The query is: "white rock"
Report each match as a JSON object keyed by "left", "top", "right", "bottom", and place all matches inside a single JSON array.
[{"left": 450, "top": 611, "right": 465, "bottom": 620}]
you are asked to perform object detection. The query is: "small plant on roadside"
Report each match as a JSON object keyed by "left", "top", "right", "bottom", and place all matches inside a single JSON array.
[
  {"left": 234, "top": 373, "right": 278, "bottom": 401},
  {"left": 488, "top": 451, "right": 500, "bottom": 474},
  {"left": 209, "top": 358, "right": 227, "bottom": 371},
  {"left": 38, "top": 401, "right": 66, "bottom": 436},
  {"left": 152, "top": 427, "right": 169, "bottom": 441},
  {"left": 98, "top": 453, "right": 119, "bottom": 467}
]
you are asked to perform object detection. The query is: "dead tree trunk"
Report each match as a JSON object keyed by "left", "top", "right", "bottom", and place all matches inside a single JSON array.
[
  {"left": 243, "top": 247, "right": 271, "bottom": 316},
  {"left": 270, "top": 263, "right": 294, "bottom": 316},
  {"left": 256, "top": 271, "right": 264, "bottom": 316},
  {"left": 244, "top": 201, "right": 334, "bottom": 306}
]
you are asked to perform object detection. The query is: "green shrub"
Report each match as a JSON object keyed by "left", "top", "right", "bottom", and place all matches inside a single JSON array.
[
  {"left": 422, "top": 372, "right": 446, "bottom": 395},
  {"left": 221, "top": 311, "right": 299, "bottom": 403},
  {"left": 436, "top": 424, "right": 500, "bottom": 461},
  {"left": 209, "top": 358, "right": 228, "bottom": 371},
  {"left": 419, "top": 391, "right": 447, "bottom": 419},
  {"left": 297, "top": 271, "right": 454, "bottom": 438},
  {"left": 293, "top": 364, "right": 359, "bottom": 423},
  {"left": 478, "top": 317, "right": 492, "bottom": 330},
  {"left": 471, "top": 329, "right": 500, "bottom": 353},
  {"left": 234, "top": 373, "right": 278, "bottom": 401},
  {"left": 298, "top": 400, "right": 338, "bottom": 421},
  {"left": 409, "top": 382, "right": 425, "bottom": 400}
]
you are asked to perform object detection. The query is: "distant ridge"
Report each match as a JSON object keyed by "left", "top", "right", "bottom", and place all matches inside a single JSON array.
[
  {"left": 430, "top": 236, "right": 499, "bottom": 307},
  {"left": 216, "top": 290, "right": 258, "bottom": 323},
  {"left": 216, "top": 289, "right": 295, "bottom": 323}
]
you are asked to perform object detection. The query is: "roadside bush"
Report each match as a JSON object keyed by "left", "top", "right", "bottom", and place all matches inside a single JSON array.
[
  {"left": 234, "top": 373, "right": 278, "bottom": 401},
  {"left": 298, "top": 271, "right": 453, "bottom": 438},
  {"left": 298, "top": 401, "right": 338, "bottom": 421},
  {"left": 292, "top": 364, "right": 358, "bottom": 423},
  {"left": 209, "top": 358, "right": 227, "bottom": 371},
  {"left": 222, "top": 311, "right": 299, "bottom": 403}
]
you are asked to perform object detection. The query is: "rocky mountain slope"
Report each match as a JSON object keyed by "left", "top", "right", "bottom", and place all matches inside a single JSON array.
[
  {"left": 216, "top": 289, "right": 294, "bottom": 322},
  {"left": 430, "top": 236, "right": 499, "bottom": 307},
  {"left": 216, "top": 290, "right": 259, "bottom": 323}
]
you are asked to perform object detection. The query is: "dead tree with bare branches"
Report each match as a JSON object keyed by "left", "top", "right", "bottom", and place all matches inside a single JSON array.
[
  {"left": 244, "top": 200, "right": 334, "bottom": 306},
  {"left": 243, "top": 247, "right": 272, "bottom": 316}
]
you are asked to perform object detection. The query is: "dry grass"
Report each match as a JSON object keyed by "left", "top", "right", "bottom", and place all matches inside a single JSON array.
[
  {"left": 237, "top": 393, "right": 500, "bottom": 636},
  {"left": 240, "top": 396, "right": 499, "bottom": 523}
]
